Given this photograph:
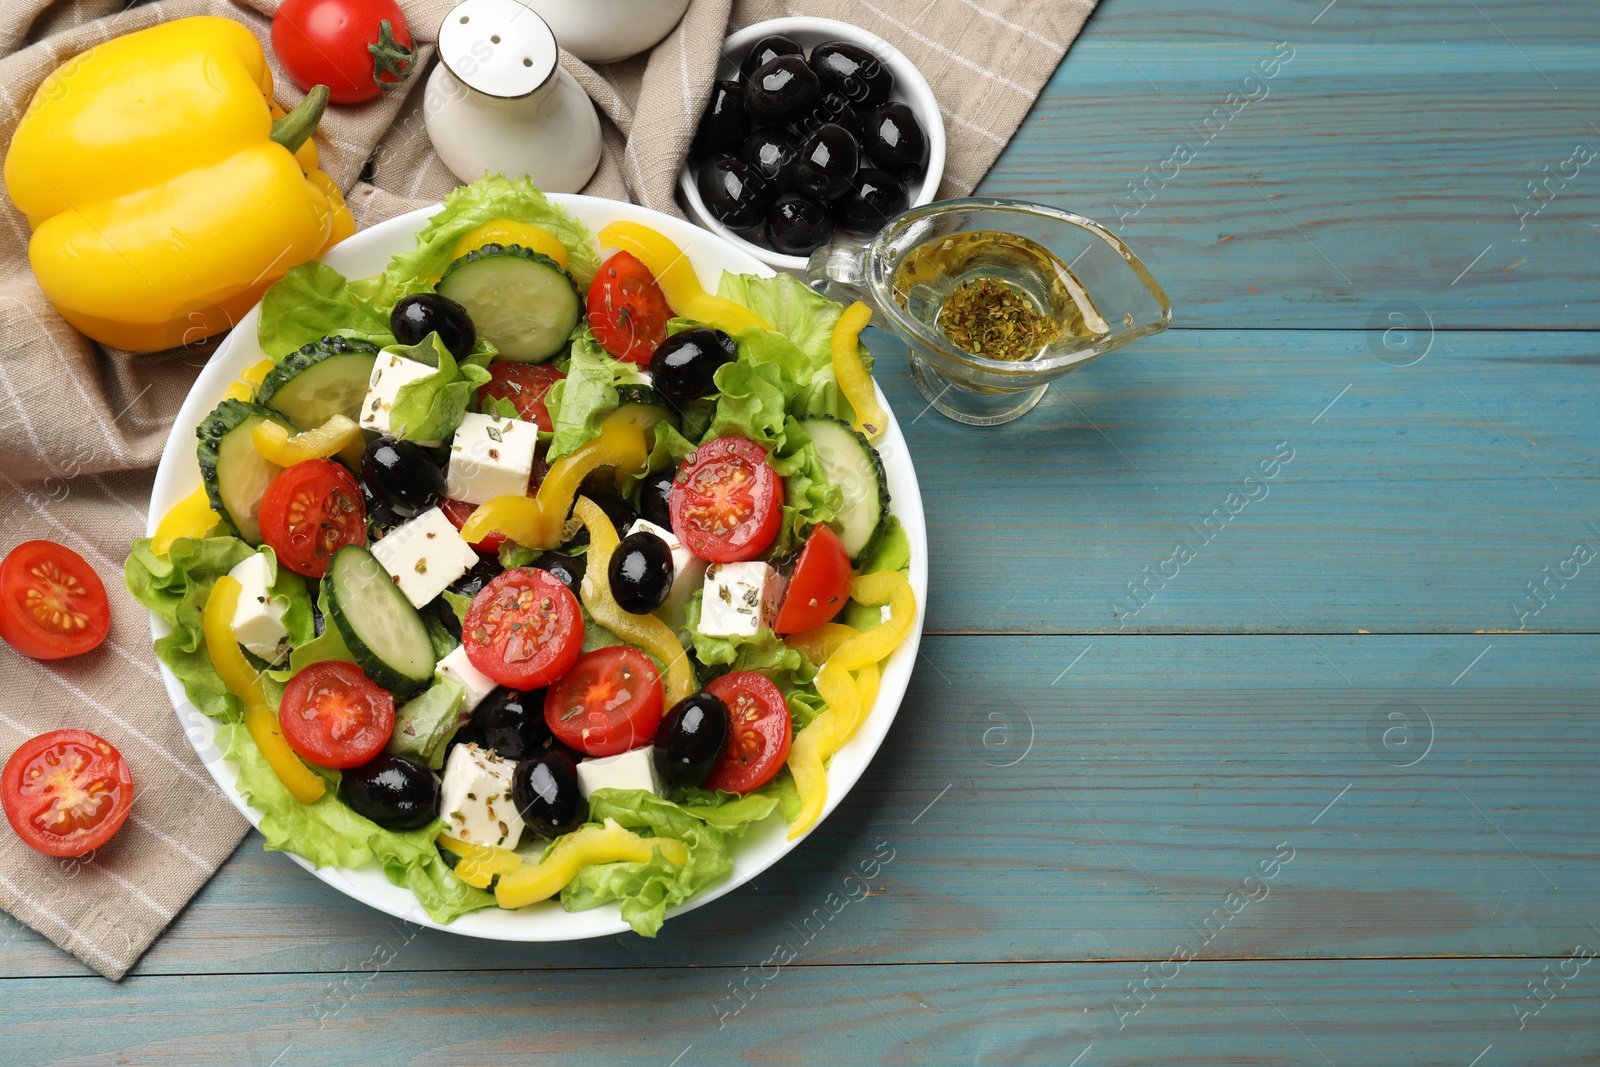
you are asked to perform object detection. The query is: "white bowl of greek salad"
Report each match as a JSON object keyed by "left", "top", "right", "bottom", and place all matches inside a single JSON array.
[{"left": 132, "top": 176, "right": 926, "bottom": 940}]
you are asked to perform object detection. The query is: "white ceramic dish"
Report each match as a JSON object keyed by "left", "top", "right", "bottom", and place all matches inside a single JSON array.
[
  {"left": 679, "top": 16, "right": 948, "bottom": 276},
  {"left": 522, "top": 0, "right": 691, "bottom": 64},
  {"left": 145, "top": 195, "right": 928, "bottom": 940}
]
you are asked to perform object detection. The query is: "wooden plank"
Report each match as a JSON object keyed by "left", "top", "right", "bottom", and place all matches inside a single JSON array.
[
  {"left": 4, "top": 959, "right": 1596, "bottom": 1066},
  {"left": 985, "top": 0, "right": 1600, "bottom": 328},
  {"left": 4, "top": 634, "right": 1594, "bottom": 978},
  {"left": 866, "top": 327, "right": 1600, "bottom": 635}
]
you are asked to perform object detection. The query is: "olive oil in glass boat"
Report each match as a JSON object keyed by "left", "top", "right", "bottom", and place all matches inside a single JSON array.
[{"left": 810, "top": 199, "right": 1171, "bottom": 426}]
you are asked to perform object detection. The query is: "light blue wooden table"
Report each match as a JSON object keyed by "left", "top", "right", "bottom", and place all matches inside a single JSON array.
[{"left": 6, "top": 1, "right": 1599, "bottom": 1063}]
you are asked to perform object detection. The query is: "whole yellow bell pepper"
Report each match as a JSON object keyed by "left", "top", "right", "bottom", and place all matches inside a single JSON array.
[{"left": 4, "top": 16, "right": 354, "bottom": 352}]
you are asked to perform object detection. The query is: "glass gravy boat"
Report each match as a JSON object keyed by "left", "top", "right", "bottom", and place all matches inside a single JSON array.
[{"left": 808, "top": 198, "right": 1172, "bottom": 426}]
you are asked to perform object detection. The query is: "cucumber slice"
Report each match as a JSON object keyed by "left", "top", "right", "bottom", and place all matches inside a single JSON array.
[
  {"left": 799, "top": 416, "right": 890, "bottom": 563},
  {"left": 196, "top": 399, "right": 296, "bottom": 544},
  {"left": 611, "top": 386, "right": 682, "bottom": 442},
  {"left": 436, "top": 244, "right": 580, "bottom": 363},
  {"left": 323, "top": 545, "right": 437, "bottom": 696},
  {"left": 258, "top": 336, "right": 380, "bottom": 430}
]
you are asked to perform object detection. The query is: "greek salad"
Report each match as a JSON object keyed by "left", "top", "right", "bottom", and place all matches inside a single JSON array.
[{"left": 126, "top": 175, "right": 916, "bottom": 934}]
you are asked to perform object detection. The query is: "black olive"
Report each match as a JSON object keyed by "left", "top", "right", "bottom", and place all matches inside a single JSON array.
[
  {"left": 340, "top": 755, "right": 439, "bottom": 831},
  {"left": 861, "top": 102, "right": 929, "bottom": 183},
  {"left": 390, "top": 293, "right": 477, "bottom": 361},
  {"left": 512, "top": 751, "right": 587, "bottom": 837},
  {"left": 743, "top": 55, "right": 821, "bottom": 126},
  {"left": 650, "top": 328, "right": 738, "bottom": 403},
  {"left": 652, "top": 691, "right": 730, "bottom": 789},
  {"left": 809, "top": 41, "right": 894, "bottom": 108},
  {"left": 767, "top": 194, "right": 835, "bottom": 257},
  {"left": 362, "top": 480, "right": 404, "bottom": 536},
  {"left": 638, "top": 469, "right": 677, "bottom": 530},
  {"left": 792, "top": 123, "right": 861, "bottom": 202},
  {"left": 311, "top": 598, "right": 326, "bottom": 637},
  {"left": 696, "top": 157, "right": 773, "bottom": 230},
  {"left": 832, "top": 168, "right": 909, "bottom": 235},
  {"left": 431, "top": 596, "right": 463, "bottom": 641},
  {"left": 797, "top": 91, "right": 861, "bottom": 138},
  {"left": 459, "top": 687, "right": 553, "bottom": 760},
  {"left": 531, "top": 550, "right": 585, "bottom": 599},
  {"left": 448, "top": 553, "right": 503, "bottom": 599},
  {"left": 609, "top": 530, "right": 675, "bottom": 614},
  {"left": 739, "top": 128, "right": 798, "bottom": 193},
  {"left": 361, "top": 438, "right": 447, "bottom": 519},
  {"left": 740, "top": 34, "right": 804, "bottom": 81},
  {"left": 564, "top": 490, "right": 638, "bottom": 549},
  {"left": 691, "top": 80, "right": 748, "bottom": 160}
]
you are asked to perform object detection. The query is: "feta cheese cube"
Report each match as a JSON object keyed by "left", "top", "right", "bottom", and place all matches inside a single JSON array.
[
  {"left": 627, "top": 519, "right": 706, "bottom": 619},
  {"left": 576, "top": 746, "right": 662, "bottom": 799},
  {"left": 440, "top": 742, "right": 525, "bottom": 849},
  {"left": 698, "top": 561, "right": 785, "bottom": 638},
  {"left": 371, "top": 506, "right": 480, "bottom": 609},
  {"left": 445, "top": 412, "right": 539, "bottom": 505},
  {"left": 360, "top": 352, "right": 437, "bottom": 438},
  {"left": 436, "top": 643, "right": 498, "bottom": 714},
  {"left": 227, "top": 553, "right": 289, "bottom": 663}
]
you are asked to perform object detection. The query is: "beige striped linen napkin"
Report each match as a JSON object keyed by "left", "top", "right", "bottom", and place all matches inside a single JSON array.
[{"left": 0, "top": 0, "right": 1092, "bottom": 979}]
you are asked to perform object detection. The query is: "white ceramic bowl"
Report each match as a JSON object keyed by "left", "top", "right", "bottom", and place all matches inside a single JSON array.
[
  {"left": 145, "top": 195, "right": 928, "bottom": 941},
  {"left": 521, "top": 0, "right": 691, "bottom": 65},
  {"left": 679, "top": 16, "right": 948, "bottom": 275}
]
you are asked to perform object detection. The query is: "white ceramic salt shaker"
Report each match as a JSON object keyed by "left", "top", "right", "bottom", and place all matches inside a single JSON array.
[
  {"left": 424, "top": 0, "right": 602, "bottom": 193},
  {"left": 521, "top": 0, "right": 691, "bottom": 64}
]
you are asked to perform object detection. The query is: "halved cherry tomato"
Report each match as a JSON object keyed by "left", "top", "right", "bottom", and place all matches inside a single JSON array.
[
  {"left": 440, "top": 499, "right": 507, "bottom": 554},
  {"left": 278, "top": 661, "right": 395, "bottom": 769},
  {"left": 587, "top": 252, "right": 672, "bottom": 366},
  {"left": 0, "top": 541, "right": 110, "bottom": 660},
  {"left": 702, "top": 672, "right": 791, "bottom": 794},
  {"left": 670, "top": 437, "right": 784, "bottom": 563},
  {"left": 478, "top": 363, "right": 565, "bottom": 432},
  {"left": 465, "top": 568, "right": 585, "bottom": 690},
  {"left": 259, "top": 459, "right": 366, "bottom": 579},
  {"left": 544, "top": 646, "right": 664, "bottom": 757},
  {"left": 2, "top": 730, "right": 133, "bottom": 857},
  {"left": 773, "top": 523, "right": 853, "bottom": 634}
]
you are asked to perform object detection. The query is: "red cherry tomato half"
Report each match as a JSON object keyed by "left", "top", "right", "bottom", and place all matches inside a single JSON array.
[
  {"left": 2, "top": 730, "right": 133, "bottom": 857},
  {"left": 440, "top": 498, "right": 507, "bottom": 554},
  {"left": 670, "top": 437, "right": 784, "bottom": 563},
  {"left": 464, "top": 568, "right": 585, "bottom": 690},
  {"left": 701, "top": 673, "right": 791, "bottom": 794},
  {"left": 478, "top": 363, "right": 565, "bottom": 432},
  {"left": 259, "top": 459, "right": 367, "bottom": 579},
  {"left": 278, "top": 661, "right": 396, "bottom": 768},
  {"left": 544, "top": 646, "right": 665, "bottom": 757},
  {"left": 272, "top": 0, "right": 415, "bottom": 105},
  {"left": 587, "top": 252, "right": 672, "bottom": 366},
  {"left": 773, "top": 523, "right": 853, "bottom": 634},
  {"left": 0, "top": 541, "right": 110, "bottom": 660}
]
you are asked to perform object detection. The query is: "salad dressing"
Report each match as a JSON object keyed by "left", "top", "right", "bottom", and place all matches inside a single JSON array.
[{"left": 890, "top": 230, "right": 1109, "bottom": 362}]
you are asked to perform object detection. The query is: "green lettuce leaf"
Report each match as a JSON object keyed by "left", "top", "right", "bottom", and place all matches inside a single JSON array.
[
  {"left": 257, "top": 261, "right": 396, "bottom": 360},
  {"left": 671, "top": 786, "right": 781, "bottom": 835},
  {"left": 217, "top": 721, "right": 494, "bottom": 923},
  {"left": 366, "top": 174, "right": 602, "bottom": 303},
  {"left": 560, "top": 789, "right": 733, "bottom": 936},
  {"left": 387, "top": 679, "right": 466, "bottom": 770},
  {"left": 388, "top": 333, "right": 492, "bottom": 443},
  {"left": 544, "top": 328, "right": 649, "bottom": 460},
  {"left": 681, "top": 590, "right": 812, "bottom": 678}
]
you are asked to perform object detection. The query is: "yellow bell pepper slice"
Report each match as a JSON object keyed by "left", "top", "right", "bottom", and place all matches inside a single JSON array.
[
  {"left": 203, "top": 576, "right": 325, "bottom": 805},
  {"left": 221, "top": 358, "right": 275, "bottom": 402},
  {"left": 784, "top": 622, "right": 860, "bottom": 666},
  {"left": 787, "top": 569, "right": 916, "bottom": 838},
  {"left": 832, "top": 302, "right": 888, "bottom": 440},
  {"left": 438, "top": 835, "right": 524, "bottom": 889},
  {"left": 252, "top": 414, "right": 362, "bottom": 468},
  {"left": 454, "top": 220, "right": 570, "bottom": 269},
  {"left": 494, "top": 818, "right": 688, "bottom": 909},
  {"left": 596, "top": 222, "right": 773, "bottom": 335},
  {"left": 152, "top": 487, "right": 221, "bottom": 554},
  {"left": 572, "top": 496, "right": 695, "bottom": 709},
  {"left": 460, "top": 413, "right": 648, "bottom": 550}
]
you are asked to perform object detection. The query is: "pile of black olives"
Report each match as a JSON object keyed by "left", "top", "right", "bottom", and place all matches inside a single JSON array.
[{"left": 691, "top": 34, "right": 930, "bottom": 256}]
